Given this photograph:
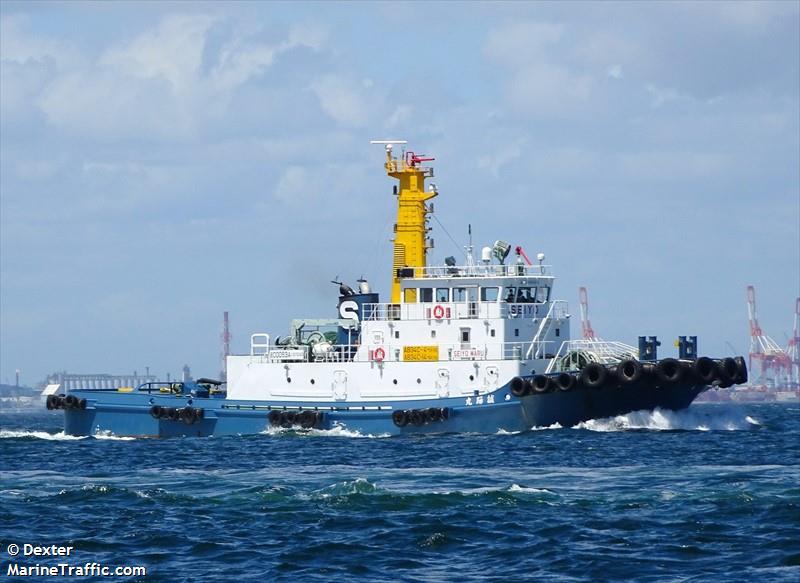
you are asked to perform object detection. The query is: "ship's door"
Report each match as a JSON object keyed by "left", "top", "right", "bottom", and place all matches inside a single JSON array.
[
  {"left": 333, "top": 370, "right": 347, "bottom": 400},
  {"left": 459, "top": 327, "right": 471, "bottom": 350}
]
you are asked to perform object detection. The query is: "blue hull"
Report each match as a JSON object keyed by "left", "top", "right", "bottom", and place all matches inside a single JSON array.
[{"left": 58, "top": 378, "right": 707, "bottom": 438}]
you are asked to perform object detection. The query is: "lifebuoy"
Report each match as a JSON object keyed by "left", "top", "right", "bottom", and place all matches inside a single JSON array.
[
  {"left": 374, "top": 347, "right": 386, "bottom": 362},
  {"left": 433, "top": 304, "right": 445, "bottom": 319}
]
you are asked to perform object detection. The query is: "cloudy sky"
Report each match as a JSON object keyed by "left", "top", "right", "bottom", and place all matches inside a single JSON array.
[{"left": 1, "top": 1, "right": 798, "bottom": 385}]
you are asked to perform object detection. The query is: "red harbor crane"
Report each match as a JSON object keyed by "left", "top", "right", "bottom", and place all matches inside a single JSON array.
[
  {"left": 747, "top": 285, "right": 791, "bottom": 386},
  {"left": 579, "top": 287, "right": 597, "bottom": 341}
]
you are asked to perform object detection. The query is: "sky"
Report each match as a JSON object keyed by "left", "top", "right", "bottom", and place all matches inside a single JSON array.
[{"left": 1, "top": 1, "right": 798, "bottom": 386}]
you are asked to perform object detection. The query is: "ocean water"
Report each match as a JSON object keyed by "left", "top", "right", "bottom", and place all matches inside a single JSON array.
[{"left": 1, "top": 403, "right": 798, "bottom": 582}]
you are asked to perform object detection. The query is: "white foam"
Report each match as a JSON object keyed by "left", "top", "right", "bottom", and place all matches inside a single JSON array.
[
  {"left": 0, "top": 430, "right": 86, "bottom": 441},
  {"left": 573, "top": 406, "right": 761, "bottom": 432},
  {"left": 92, "top": 430, "right": 136, "bottom": 441},
  {"left": 261, "top": 424, "right": 390, "bottom": 439}
]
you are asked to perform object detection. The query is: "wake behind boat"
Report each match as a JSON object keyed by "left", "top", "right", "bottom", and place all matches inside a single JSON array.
[{"left": 49, "top": 142, "right": 747, "bottom": 437}]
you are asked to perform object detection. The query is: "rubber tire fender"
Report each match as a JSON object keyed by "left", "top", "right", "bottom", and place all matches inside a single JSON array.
[
  {"left": 299, "top": 411, "right": 316, "bottom": 429},
  {"left": 656, "top": 358, "right": 684, "bottom": 384},
  {"left": 150, "top": 405, "right": 163, "bottom": 419},
  {"left": 509, "top": 377, "right": 528, "bottom": 397},
  {"left": 78, "top": 398, "right": 87, "bottom": 410},
  {"left": 409, "top": 409, "right": 425, "bottom": 426},
  {"left": 717, "top": 357, "right": 737, "bottom": 388},
  {"left": 439, "top": 407, "right": 450, "bottom": 420},
  {"left": 46, "top": 395, "right": 57, "bottom": 410},
  {"left": 180, "top": 407, "right": 196, "bottom": 425},
  {"left": 425, "top": 407, "right": 441, "bottom": 423},
  {"left": 65, "top": 395, "right": 78, "bottom": 409},
  {"left": 555, "top": 373, "right": 576, "bottom": 391},
  {"left": 733, "top": 356, "right": 748, "bottom": 385},
  {"left": 532, "top": 375, "right": 552, "bottom": 393},
  {"left": 392, "top": 410, "right": 409, "bottom": 427},
  {"left": 167, "top": 407, "right": 180, "bottom": 421},
  {"left": 617, "top": 359, "right": 642, "bottom": 384},
  {"left": 268, "top": 410, "right": 282, "bottom": 426},
  {"left": 693, "top": 357, "right": 718, "bottom": 384},
  {"left": 580, "top": 363, "right": 608, "bottom": 389}
]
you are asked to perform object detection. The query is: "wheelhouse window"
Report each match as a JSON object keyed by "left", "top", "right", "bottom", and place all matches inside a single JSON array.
[
  {"left": 515, "top": 287, "right": 535, "bottom": 303},
  {"left": 535, "top": 286, "right": 550, "bottom": 303},
  {"left": 480, "top": 287, "right": 499, "bottom": 302},
  {"left": 435, "top": 288, "right": 450, "bottom": 302},
  {"left": 419, "top": 288, "right": 433, "bottom": 303},
  {"left": 503, "top": 287, "right": 516, "bottom": 303},
  {"left": 453, "top": 288, "right": 467, "bottom": 302}
]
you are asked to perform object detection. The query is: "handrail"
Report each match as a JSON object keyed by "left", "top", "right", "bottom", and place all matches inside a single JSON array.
[
  {"left": 402, "top": 264, "right": 553, "bottom": 279},
  {"left": 237, "top": 340, "right": 557, "bottom": 364}
]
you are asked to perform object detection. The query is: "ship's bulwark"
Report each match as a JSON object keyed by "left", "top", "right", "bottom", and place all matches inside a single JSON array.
[{"left": 61, "top": 378, "right": 706, "bottom": 438}]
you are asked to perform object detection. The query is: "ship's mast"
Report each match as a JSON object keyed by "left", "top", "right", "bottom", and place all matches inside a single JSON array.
[{"left": 372, "top": 141, "right": 437, "bottom": 303}]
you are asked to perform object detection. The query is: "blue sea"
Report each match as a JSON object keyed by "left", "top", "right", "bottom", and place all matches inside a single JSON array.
[{"left": 1, "top": 403, "right": 798, "bottom": 582}]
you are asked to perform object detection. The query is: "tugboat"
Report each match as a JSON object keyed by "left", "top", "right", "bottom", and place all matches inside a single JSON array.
[{"left": 50, "top": 142, "right": 748, "bottom": 437}]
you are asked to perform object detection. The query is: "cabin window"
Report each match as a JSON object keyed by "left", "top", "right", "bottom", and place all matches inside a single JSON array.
[
  {"left": 435, "top": 288, "right": 450, "bottom": 302},
  {"left": 516, "top": 287, "right": 535, "bottom": 303},
  {"left": 394, "top": 331, "right": 400, "bottom": 339},
  {"left": 419, "top": 288, "right": 433, "bottom": 303},
  {"left": 481, "top": 287, "right": 499, "bottom": 302},
  {"left": 514, "top": 328, "right": 519, "bottom": 337},
  {"left": 555, "top": 328, "right": 560, "bottom": 337},
  {"left": 536, "top": 286, "right": 550, "bottom": 303},
  {"left": 453, "top": 288, "right": 467, "bottom": 302},
  {"left": 490, "top": 329, "right": 495, "bottom": 337},
  {"left": 431, "top": 330, "right": 436, "bottom": 338},
  {"left": 460, "top": 328, "right": 471, "bottom": 343},
  {"left": 467, "top": 287, "right": 478, "bottom": 302},
  {"left": 503, "top": 287, "right": 516, "bottom": 303}
]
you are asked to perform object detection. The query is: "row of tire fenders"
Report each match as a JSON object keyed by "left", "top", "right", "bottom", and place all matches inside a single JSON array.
[
  {"left": 149, "top": 405, "right": 204, "bottom": 424},
  {"left": 46, "top": 394, "right": 87, "bottom": 410},
  {"left": 510, "top": 356, "right": 748, "bottom": 397}
]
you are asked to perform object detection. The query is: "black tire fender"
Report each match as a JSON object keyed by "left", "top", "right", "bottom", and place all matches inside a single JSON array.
[
  {"left": 532, "top": 375, "right": 552, "bottom": 393},
  {"left": 580, "top": 363, "right": 608, "bottom": 389},
  {"left": 555, "top": 373, "right": 576, "bottom": 391},
  {"left": 509, "top": 376, "right": 528, "bottom": 397},
  {"left": 392, "top": 410, "right": 409, "bottom": 427},
  {"left": 693, "top": 357, "right": 718, "bottom": 383},
  {"left": 617, "top": 359, "right": 642, "bottom": 384}
]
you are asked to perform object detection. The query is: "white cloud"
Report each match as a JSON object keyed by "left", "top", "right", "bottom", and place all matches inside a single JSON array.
[
  {"left": 484, "top": 20, "right": 564, "bottom": 67},
  {"left": 311, "top": 74, "right": 372, "bottom": 127},
  {"left": 607, "top": 65, "right": 623, "bottom": 80}
]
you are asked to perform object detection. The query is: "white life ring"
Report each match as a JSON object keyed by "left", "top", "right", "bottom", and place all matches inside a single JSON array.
[
  {"left": 373, "top": 347, "right": 386, "bottom": 362},
  {"left": 433, "top": 304, "right": 445, "bottom": 320}
]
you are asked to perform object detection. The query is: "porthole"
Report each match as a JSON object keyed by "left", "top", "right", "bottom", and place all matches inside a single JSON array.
[
  {"left": 417, "top": 378, "right": 421, "bottom": 384},
  {"left": 393, "top": 379, "right": 398, "bottom": 385},
  {"left": 287, "top": 377, "right": 292, "bottom": 383},
  {"left": 469, "top": 375, "right": 474, "bottom": 381},
  {"left": 310, "top": 379, "right": 315, "bottom": 385}
]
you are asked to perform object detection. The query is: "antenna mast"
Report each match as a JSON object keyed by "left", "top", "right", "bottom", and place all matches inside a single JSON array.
[{"left": 220, "top": 311, "right": 231, "bottom": 381}]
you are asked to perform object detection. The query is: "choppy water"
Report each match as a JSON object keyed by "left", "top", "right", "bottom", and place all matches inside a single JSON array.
[{"left": 1, "top": 403, "right": 798, "bottom": 582}]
